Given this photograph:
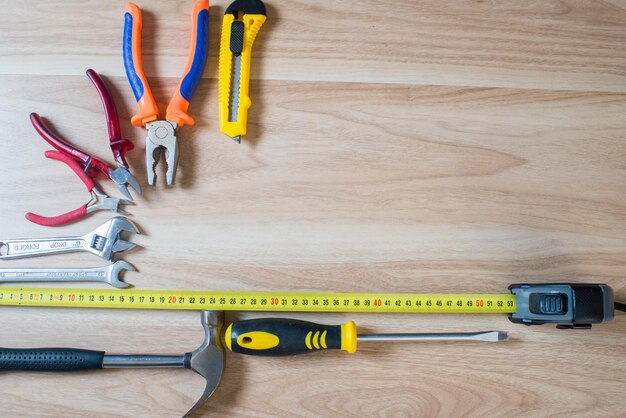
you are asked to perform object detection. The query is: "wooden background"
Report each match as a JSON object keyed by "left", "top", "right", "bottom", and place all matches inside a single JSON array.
[{"left": 1, "top": 0, "right": 625, "bottom": 416}]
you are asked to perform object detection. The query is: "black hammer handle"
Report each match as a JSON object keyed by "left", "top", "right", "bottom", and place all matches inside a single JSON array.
[{"left": 0, "top": 348, "right": 105, "bottom": 371}]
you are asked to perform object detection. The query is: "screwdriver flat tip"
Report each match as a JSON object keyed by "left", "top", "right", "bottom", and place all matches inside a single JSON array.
[
  {"left": 463, "top": 331, "right": 508, "bottom": 342},
  {"left": 469, "top": 331, "right": 508, "bottom": 342}
]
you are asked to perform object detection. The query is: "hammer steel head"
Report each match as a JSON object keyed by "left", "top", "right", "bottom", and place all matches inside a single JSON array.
[
  {"left": 84, "top": 217, "right": 139, "bottom": 261},
  {"left": 146, "top": 120, "right": 179, "bottom": 186},
  {"left": 184, "top": 311, "right": 225, "bottom": 418}
]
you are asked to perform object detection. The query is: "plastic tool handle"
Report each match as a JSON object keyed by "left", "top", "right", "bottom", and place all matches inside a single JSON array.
[
  {"left": 26, "top": 206, "right": 87, "bottom": 227},
  {"left": 123, "top": 3, "right": 159, "bottom": 127},
  {"left": 165, "top": 0, "right": 209, "bottom": 127},
  {"left": 25, "top": 151, "right": 93, "bottom": 226},
  {"left": 86, "top": 69, "right": 134, "bottom": 167},
  {"left": 0, "top": 348, "right": 105, "bottom": 371},
  {"left": 218, "top": 0, "right": 266, "bottom": 138},
  {"left": 45, "top": 150, "right": 96, "bottom": 191},
  {"left": 225, "top": 318, "right": 357, "bottom": 356},
  {"left": 29, "top": 113, "right": 111, "bottom": 178}
]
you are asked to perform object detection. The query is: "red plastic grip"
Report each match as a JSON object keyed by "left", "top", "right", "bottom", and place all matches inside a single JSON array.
[
  {"left": 44, "top": 150, "right": 95, "bottom": 191},
  {"left": 30, "top": 113, "right": 111, "bottom": 178},
  {"left": 30, "top": 113, "right": 91, "bottom": 164},
  {"left": 26, "top": 205, "right": 88, "bottom": 227},
  {"left": 86, "top": 69, "right": 134, "bottom": 167}
]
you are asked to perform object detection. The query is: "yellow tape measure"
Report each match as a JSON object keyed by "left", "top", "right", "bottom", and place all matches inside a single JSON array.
[{"left": 0, "top": 287, "right": 516, "bottom": 313}]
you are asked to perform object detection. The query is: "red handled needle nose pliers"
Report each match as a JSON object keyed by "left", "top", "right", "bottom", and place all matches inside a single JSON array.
[
  {"left": 26, "top": 151, "right": 131, "bottom": 227},
  {"left": 30, "top": 69, "right": 141, "bottom": 200}
]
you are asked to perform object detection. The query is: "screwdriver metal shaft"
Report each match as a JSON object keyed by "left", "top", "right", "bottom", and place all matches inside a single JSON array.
[{"left": 357, "top": 331, "right": 508, "bottom": 343}]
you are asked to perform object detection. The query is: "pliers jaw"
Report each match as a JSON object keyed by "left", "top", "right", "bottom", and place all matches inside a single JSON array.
[
  {"left": 30, "top": 69, "right": 141, "bottom": 201},
  {"left": 146, "top": 120, "right": 179, "bottom": 186},
  {"left": 25, "top": 151, "right": 133, "bottom": 227},
  {"left": 123, "top": 1, "right": 208, "bottom": 186},
  {"left": 109, "top": 165, "right": 142, "bottom": 200},
  {"left": 87, "top": 188, "right": 132, "bottom": 216}
]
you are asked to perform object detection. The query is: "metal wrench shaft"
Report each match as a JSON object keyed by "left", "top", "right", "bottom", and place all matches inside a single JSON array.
[
  {"left": 0, "top": 237, "right": 87, "bottom": 259},
  {"left": 0, "top": 261, "right": 134, "bottom": 288}
]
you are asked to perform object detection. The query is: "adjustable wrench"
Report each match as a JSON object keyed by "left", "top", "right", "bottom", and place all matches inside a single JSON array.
[
  {"left": 0, "top": 217, "right": 139, "bottom": 261},
  {"left": 0, "top": 261, "right": 135, "bottom": 289}
]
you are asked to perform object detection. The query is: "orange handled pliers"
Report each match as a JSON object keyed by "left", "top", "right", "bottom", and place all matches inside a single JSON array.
[
  {"left": 123, "top": 0, "right": 209, "bottom": 185},
  {"left": 26, "top": 151, "right": 131, "bottom": 227}
]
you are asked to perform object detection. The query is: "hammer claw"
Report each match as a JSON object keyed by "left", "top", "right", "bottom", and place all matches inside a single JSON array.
[{"left": 185, "top": 311, "right": 225, "bottom": 417}]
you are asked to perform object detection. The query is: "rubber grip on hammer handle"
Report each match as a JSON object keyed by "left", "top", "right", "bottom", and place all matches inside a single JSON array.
[{"left": 0, "top": 348, "right": 105, "bottom": 371}]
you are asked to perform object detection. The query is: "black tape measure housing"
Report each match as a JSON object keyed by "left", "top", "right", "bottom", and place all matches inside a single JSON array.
[{"left": 508, "top": 283, "right": 614, "bottom": 329}]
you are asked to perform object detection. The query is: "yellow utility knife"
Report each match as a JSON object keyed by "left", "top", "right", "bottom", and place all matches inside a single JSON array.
[{"left": 218, "top": 0, "right": 267, "bottom": 143}]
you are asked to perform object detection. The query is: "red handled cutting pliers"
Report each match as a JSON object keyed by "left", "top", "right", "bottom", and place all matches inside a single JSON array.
[
  {"left": 30, "top": 69, "right": 141, "bottom": 200},
  {"left": 26, "top": 150, "right": 131, "bottom": 227}
]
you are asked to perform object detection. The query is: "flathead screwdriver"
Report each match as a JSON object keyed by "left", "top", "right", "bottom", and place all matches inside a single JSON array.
[{"left": 225, "top": 318, "right": 508, "bottom": 356}]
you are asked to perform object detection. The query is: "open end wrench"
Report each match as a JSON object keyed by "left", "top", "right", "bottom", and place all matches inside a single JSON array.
[
  {"left": 0, "top": 217, "right": 139, "bottom": 261},
  {"left": 0, "top": 261, "right": 135, "bottom": 289}
]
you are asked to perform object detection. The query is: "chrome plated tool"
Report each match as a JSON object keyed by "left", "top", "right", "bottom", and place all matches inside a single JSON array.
[
  {"left": 0, "top": 261, "right": 135, "bottom": 289},
  {"left": 0, "top": 217, "right": 138, "bottom": 261}
]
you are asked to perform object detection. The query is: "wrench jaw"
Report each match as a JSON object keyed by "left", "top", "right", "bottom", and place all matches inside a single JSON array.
[
  {"left": 107, "top": 260, "right": 136, "bottom": 289},
  {"left": 146, "top": 121, "right": 178, "bottom": 186},
  {"left": 85, "top": 217, "right": 140, "bottom": 261},
  {"left": 111, "top": 240, "right": 136, "bottom": 253}
]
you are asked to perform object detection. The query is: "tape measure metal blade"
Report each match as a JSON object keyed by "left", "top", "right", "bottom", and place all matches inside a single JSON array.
[{"left": 0, "top": 288, "right": 516, "bottom": 313}]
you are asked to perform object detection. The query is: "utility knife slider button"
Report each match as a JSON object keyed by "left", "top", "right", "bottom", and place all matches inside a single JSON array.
[
  {"left": 230, "top": 21, "right": 245, "bottom": 54},
  {"left": 529, "top": 293, "right": 566, "bottom": 315}
]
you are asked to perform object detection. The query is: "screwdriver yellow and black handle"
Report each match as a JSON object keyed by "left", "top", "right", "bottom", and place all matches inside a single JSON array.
[
  {"left": 225, "top": 318, "right": 358, "bottom": 356},
  {"left": 218, "top": 0, "right": 267, "bottom": 142}
]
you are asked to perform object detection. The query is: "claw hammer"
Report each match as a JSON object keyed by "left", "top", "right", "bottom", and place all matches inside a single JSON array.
[{"left": 0, "top": 311, "right": 224, "bottom": 417}]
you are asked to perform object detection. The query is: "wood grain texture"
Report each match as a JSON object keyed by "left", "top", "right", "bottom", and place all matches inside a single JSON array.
[
  {"left": 0, "top": 0, "right": 625, "bottom": 417},
  {"left": 1, "top": 1, "right": 626, "bottom": 91}
]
